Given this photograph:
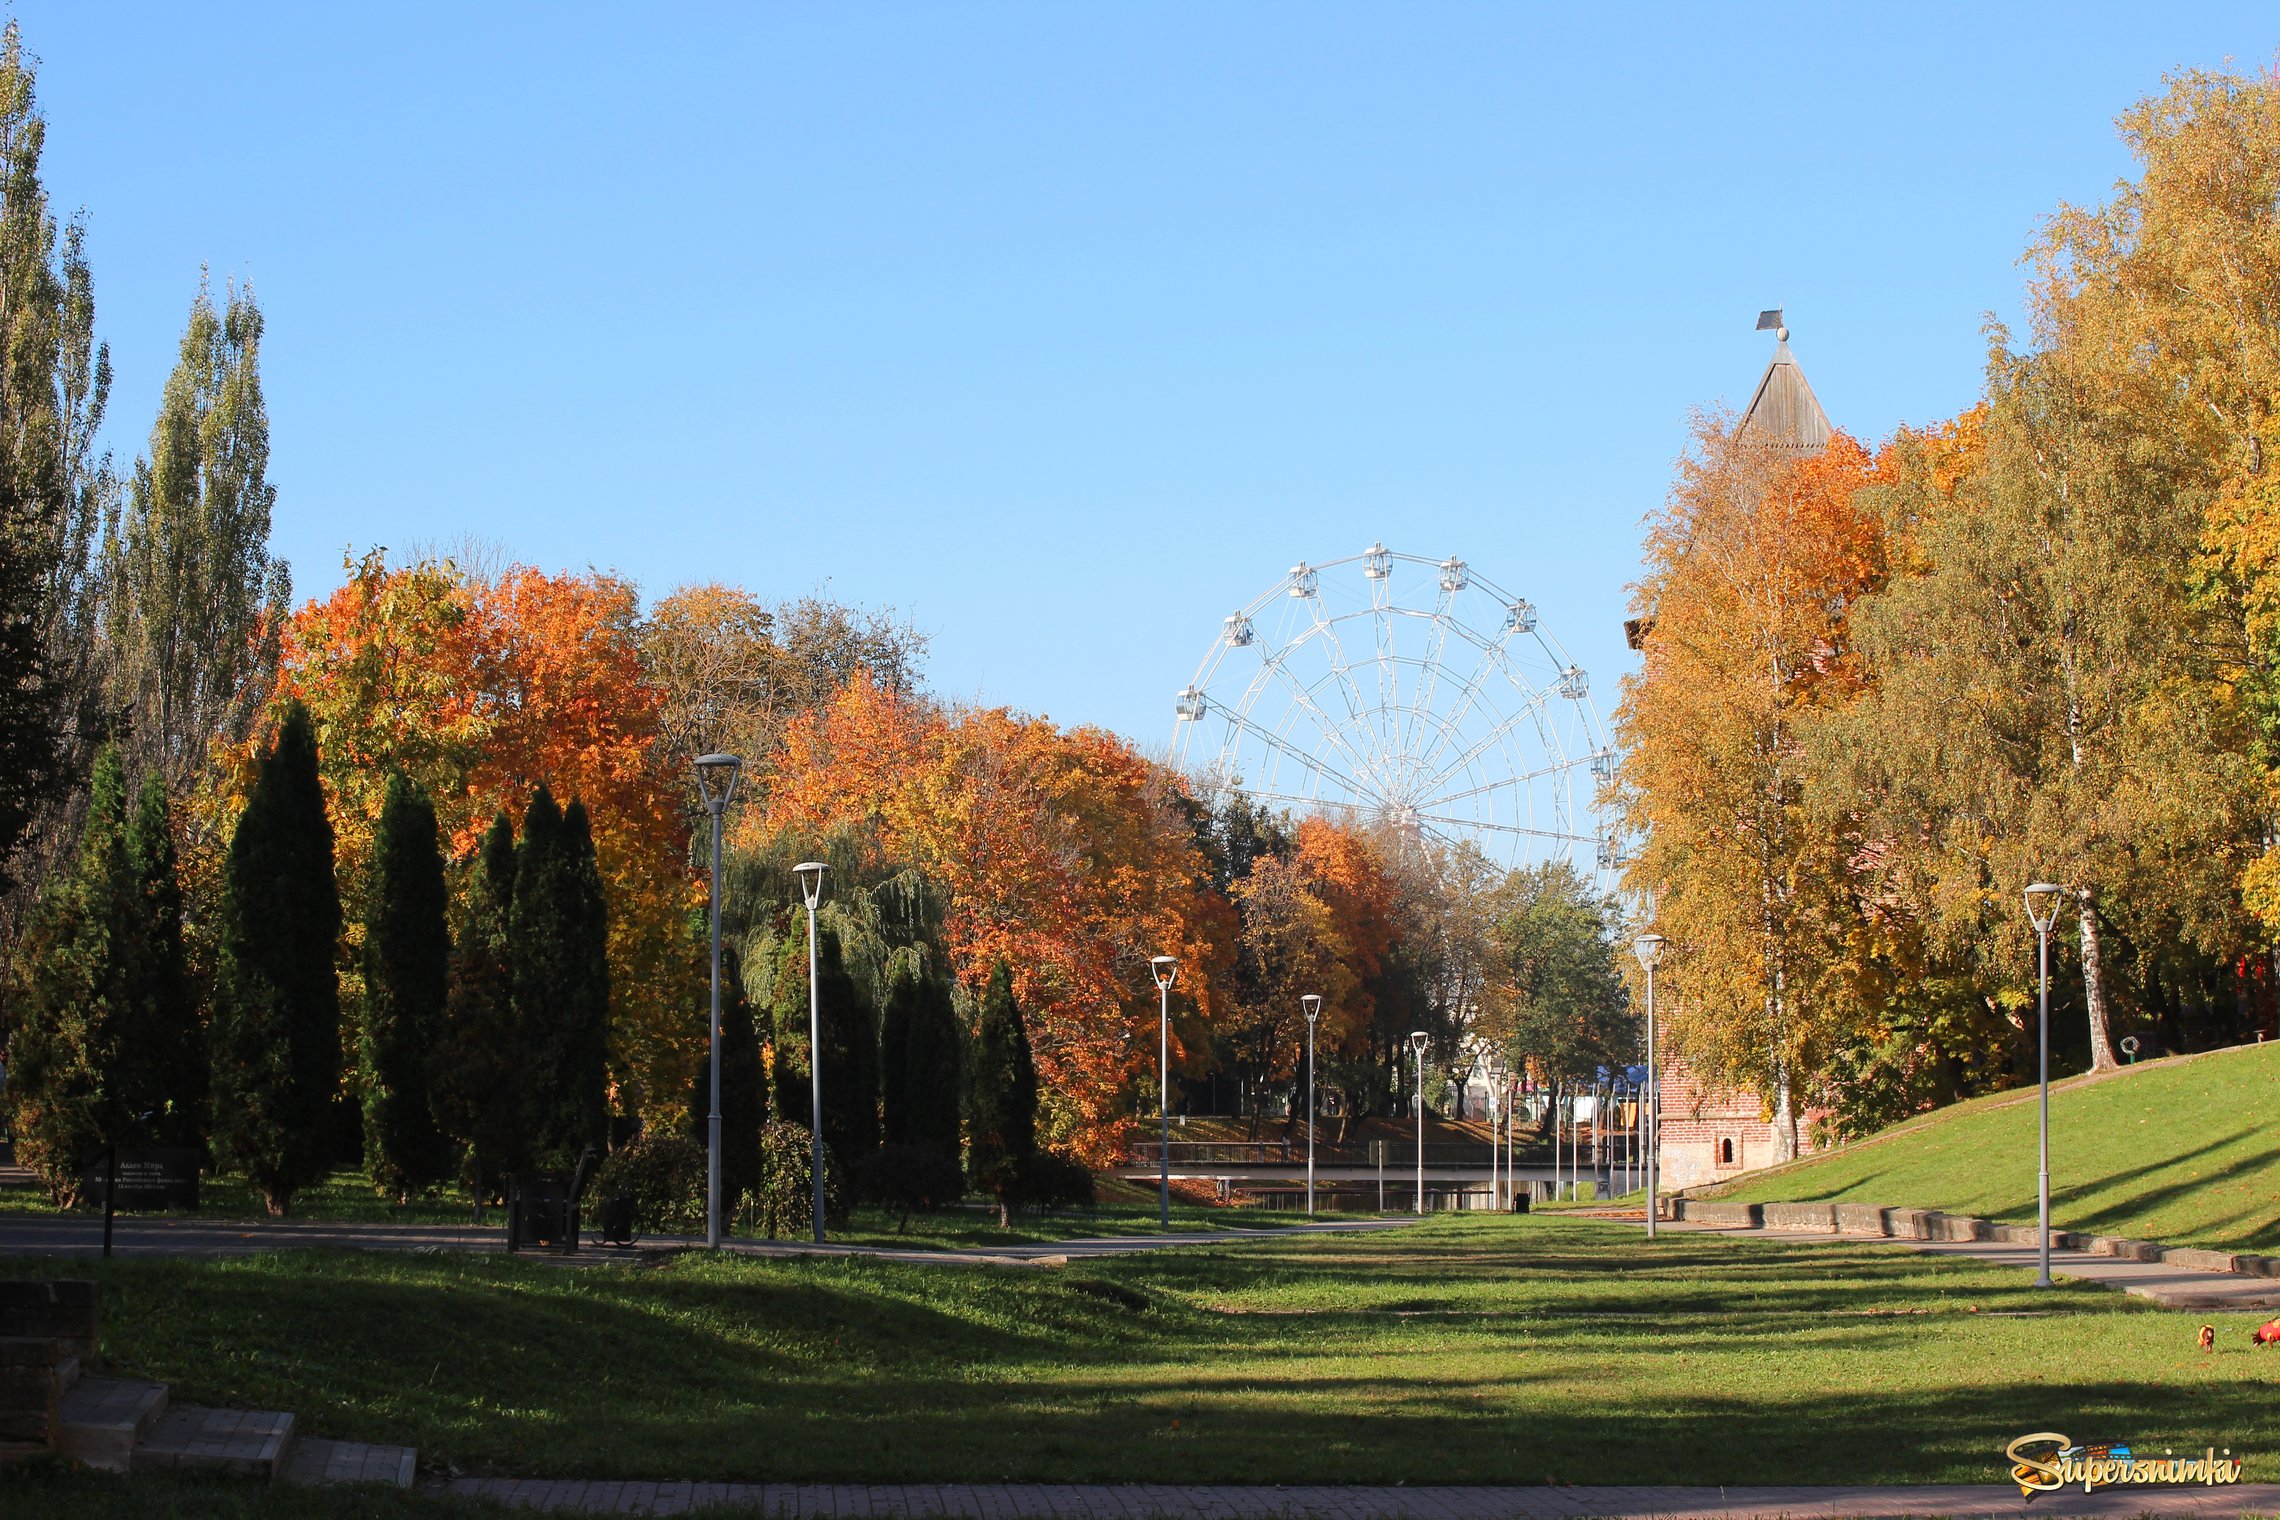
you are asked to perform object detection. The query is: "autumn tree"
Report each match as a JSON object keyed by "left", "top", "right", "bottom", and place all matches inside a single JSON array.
[{"left": 210, "top": 703, "right": 341, "bottom": 1215}]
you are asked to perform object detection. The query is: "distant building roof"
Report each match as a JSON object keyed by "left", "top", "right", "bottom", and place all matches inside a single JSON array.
[{"left": 1738, "top": 329, "right": 1833, "bottom": 452}]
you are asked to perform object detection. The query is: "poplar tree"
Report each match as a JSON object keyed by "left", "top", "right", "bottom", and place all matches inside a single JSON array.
[
  {"left": 100, "top": 277, "right": 289, "bottom": 792},
  {"left": 964, "top": 961, "right": 1036, "bottom": 1225},
  {"left": 558, "top": 799, "right": 611, "bottom": 1155},
  {"left": 430, "top": 811, "right": 529, "bottom": 1183},
  {"left": 360, "top": 771, "right": 455, "bottom": 1201},
  {"left": 510, "top": 787, "right": 609, "bottom": 1161},
  {"left": 209, "top": 702, "right": 341, "bottom": 1216}
]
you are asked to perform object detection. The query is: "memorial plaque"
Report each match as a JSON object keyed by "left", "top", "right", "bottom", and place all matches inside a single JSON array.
[{"left": 79, "top": 1148, "right": 201, "bottom": 1211}]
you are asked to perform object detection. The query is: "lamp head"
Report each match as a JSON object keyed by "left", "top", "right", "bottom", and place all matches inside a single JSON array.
[
  {"left": 694, "top": 752, "right": 744, "bottom": 809},
  {"left": 1409, "top": 1029, "right": 1428, "bottom": 1055},
  {"left": 2023, "top": 882, "right": 2064, "bottom": 935},
  {"left": 792, "top": 860, "right": 828, "bottom": 910},
  {"left": 1301, "top": 993, "right": 1322, "bottom": 1024},
  {"left": 1149, "top": 954, "right": 1179, "bottom": 991},
  {"left": 1633, "top": 933, "right": 1666, "bottom": 972}
]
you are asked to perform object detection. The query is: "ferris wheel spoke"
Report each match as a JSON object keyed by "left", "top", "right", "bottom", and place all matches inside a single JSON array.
[
  {"left": 1308, "top": 610, "right": 1392, "bottom": 774},
  {"left": 1260, "top": 646, "right": 1389, "bottom": 787},
  {"left": 1419, "top": 695, "right": 1554, "bottom": 797},
  {"left": 1406, "top": 809, "right": 1601, "bottom": 845},
  {"left": 1210, "top": 702, "right": 1377, "bottom": 802},
  {"left": 1424, "top": 757, "right": 1582, "bottom": 810},
  {"left": 1411, "top": 629, "right": 1514, "bottom": 779}
]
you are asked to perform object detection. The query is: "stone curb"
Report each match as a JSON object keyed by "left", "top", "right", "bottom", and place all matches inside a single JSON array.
[{"left": 1666, "top": 1198, "right": 2277, "bottom": 1278}]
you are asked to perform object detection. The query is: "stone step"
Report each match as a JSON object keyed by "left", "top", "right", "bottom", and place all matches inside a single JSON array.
[
  {"left": 56, "top": 1375, "right": 168, "bottom": 1471},
  {"left": 131, "top": 1403, "right": 295, "bottom": 1479},
  {"left": 279, "top": 1434, "right": 419, "bottom": 1489}
]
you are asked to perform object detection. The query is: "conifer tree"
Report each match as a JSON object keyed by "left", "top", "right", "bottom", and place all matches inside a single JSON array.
[
  {"left": 894, "top": 956, "right": 963, "bottom": 1162},
  {"left": 430, "top": 811, "right": 529, "bottom": 1183},
  {"left": 688, "top": 942, "right": 763, "bottom": 1209},
  {"left": 878, "top": 950, "right": 919, "bottom": 1147},
  {"left": 510, "top": 787, "right": 609, "bottom": 1161},
  {"left": 126, "top": 770, "right": 199, "bottom": 1150},
  {"left": 209, "top": 702, "right": 341, "bottom": 1216},
  {"left": 359, "top": 771, "right": 455, "bottom": 1201},
  {"left": 1, "top": 745, "right": 135, "bottom": 1202},
  {"left": 558, "top": 799, "right": 611, "bottom": 1155},
  {"left": 765, "top": 922, "right": 878, "bottom": 1164},
  {"left": 964, "top": 960, "right": 1035, "bottom": 1224}
]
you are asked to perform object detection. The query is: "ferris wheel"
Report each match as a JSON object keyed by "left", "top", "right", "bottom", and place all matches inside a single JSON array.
[{"left": 1171, "top": 543, "right": 1616, "bottom": 878}]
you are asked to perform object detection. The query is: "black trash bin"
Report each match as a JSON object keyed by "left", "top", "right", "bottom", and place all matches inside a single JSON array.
[
  {"left": 509, "top": 1172, "right": 577, "bottom": 1251},
  {"left": 1510, "top": 1190, "right": 1530, "bottom": 1214},
  {"left": 595, "top": 1193, "right": 637, "bottom": 1247}
]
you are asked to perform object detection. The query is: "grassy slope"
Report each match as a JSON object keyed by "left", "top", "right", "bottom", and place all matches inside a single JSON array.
[
  {"left": 11, "top": 1214, "right": 2267, "bottom": 1487},
  {"left": 1713, "top": 1041, "right": 2280, "bottom": 1250}
]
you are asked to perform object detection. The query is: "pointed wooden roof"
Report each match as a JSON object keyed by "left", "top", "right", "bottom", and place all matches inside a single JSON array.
[{"left": 1739, "top": 333, "right": 1832, "bottom": 452}]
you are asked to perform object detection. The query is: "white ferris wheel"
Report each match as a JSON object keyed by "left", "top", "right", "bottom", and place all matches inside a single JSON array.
[{"left": 1171, "top": 543, "right": 1617, "bottom": 879}]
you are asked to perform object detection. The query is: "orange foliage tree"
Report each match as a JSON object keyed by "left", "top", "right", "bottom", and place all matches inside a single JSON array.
[{"left": 753, "top": 676, "right": 1230, "bottom": 1159}]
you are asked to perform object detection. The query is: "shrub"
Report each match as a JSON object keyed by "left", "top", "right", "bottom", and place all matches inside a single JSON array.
[
  {"left": 591, "top": 1134, "right": 705, "bottom": 1235},
  {"left": 1009, "top": 1150, "right": 1094, "bottom": 1215},
  {"left": 757, "top": 1120, "right": 847, "bottom": 1238},
  {"left": 855, "top": 1142, "right": 964, "bottom": 1232}
]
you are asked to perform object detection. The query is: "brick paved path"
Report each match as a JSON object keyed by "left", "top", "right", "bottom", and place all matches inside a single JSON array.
[{"left": 428, "top": 1479, "right": 2280, "bottom": 1517}]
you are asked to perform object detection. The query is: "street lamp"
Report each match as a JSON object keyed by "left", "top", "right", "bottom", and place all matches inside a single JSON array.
[
  {"left": 1151, "top": 955, "right": 1179, "bottom": 1228},
  {"left": 794, "top": 860, "right": 829, "bottom": 1245},
  {"left": 2024, "top": 882, "right": 2064, "bottom": 1289},
  {"left": 1301, "top": 993, "right": 1322, "bottom": 1216},
  {"left": 1633, "top": 934, "right": 1665, "bottom": 1240},
  {"left": 1485, "top": 1056, "right": 1505, "bottom": 1211},
  {"left": 1410, "top": 1030, "right": 1429, "bottom": 1215},
  {"left": 694, "top": 754, "right": 743, "bottom": 1250}
]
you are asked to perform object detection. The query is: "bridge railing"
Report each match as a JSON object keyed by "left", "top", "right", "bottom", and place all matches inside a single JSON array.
[{"left": 1120, "top": 1140, "right": 1568, "bottom": 1168}]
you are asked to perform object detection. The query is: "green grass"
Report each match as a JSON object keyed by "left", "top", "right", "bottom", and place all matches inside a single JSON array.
[
  {"left": 14, "top": 1214, "right": 2268, "bottom": 1487},
  {"left": 0, "top": 1170, "right": 1365, "bottom": 1249},
  {"left": 1710, "top": 1040, "right": 2280, "bottom": 1251}
]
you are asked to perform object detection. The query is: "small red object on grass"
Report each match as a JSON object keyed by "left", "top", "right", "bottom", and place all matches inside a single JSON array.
[{"left": 2252, "top": 1318, "right": 2280, "bottom": 1347}]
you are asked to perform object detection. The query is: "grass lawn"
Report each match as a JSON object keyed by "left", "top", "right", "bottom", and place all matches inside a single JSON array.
[
  {"left": 11, "top": 1214, "right": 2268, "bottom": 1488},
  {"left": 1710, "top": 1040, "right": 2280, "bottom": 1251},
  {"left": 0, "top": 1171, "right": 1364, "bottom": 1250}
]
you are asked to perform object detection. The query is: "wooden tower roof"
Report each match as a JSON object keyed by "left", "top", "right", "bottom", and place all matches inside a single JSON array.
[{"left": 1738, "top": 332, "right": 1833, "bottom": 452}]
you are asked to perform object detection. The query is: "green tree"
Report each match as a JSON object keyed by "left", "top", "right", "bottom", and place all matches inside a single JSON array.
[
  {"left": 99, "top": 276, "right": 289, "bottom": 794},
  {"left": 964, "top": 960, "right": 1035, "bottom": 1226},
  {"left": 510, "top": 787, "right": 609, "bottom": 1162},
  {"left": 359, "top": 771, "right": 455, "bottom": 1201},
  {"left": 2, "top": 745, "right": 135, "bottom": 1202},
  {"left": 0, "top": 19, "right": 113, "bottom": 912},
  {"left": 688, "top": 941, "right": 763, "bottom": 1213},
  {"left": 126, "top": 770, "right": 199, "bottom": 1150},
  {"left": 880, "top": 948, "right": 962, "bottom": 1159},
  {"left": 208, "top": 702, "right": 340, "bottom": 1215},
  {"left": 429, "top": 811, "right": 529, "bottom": 1187},
  {"left": 765, "top": 920, "right": 878, "bottom": 1165},
  {"left": 1480, "top": 862, "right": 1636, "bottom": 1084}
]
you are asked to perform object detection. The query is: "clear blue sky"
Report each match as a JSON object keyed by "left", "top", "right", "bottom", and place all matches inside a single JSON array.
[{"left": 15, "top": 4, "right": 2275, "bottom": 749}]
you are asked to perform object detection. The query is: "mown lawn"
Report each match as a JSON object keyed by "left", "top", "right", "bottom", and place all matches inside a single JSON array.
[
  {"left": 12, "top": 1215, "right": 2269, "bottom": 1488},
  {"left": 1713, "top": 1041, "right": 2280, "bottom": 1251}
]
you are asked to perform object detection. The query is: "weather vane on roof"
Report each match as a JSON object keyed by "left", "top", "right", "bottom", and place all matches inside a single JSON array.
[{"left": 1756, "top": 307, "right": 1788, "bottom": 341}]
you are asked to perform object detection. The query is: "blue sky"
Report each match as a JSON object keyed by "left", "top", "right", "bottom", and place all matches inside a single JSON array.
[{"left": 14, "top": 3, "right": 2276, "bottom": 749}]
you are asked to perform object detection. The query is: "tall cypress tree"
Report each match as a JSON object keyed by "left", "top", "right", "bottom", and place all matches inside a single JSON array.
[
  {"left": 209, "top": 701, "right": 340, "bottom": 1216},
  {"left": 766, "top": 921, "right": 878, "bottom": 1164},
  {"left": 126, "top": 770, "right": 199, "bottom": 1150},
  {"left": 688, "top": 942, "right": 763, "bottom": 1209},
  {"left": 965, "top": 960, "right": 1035, "bottom": 1224},
  {"left": 429, "top": 811, "right": 528, "bottom": 1183},
  {"left": 904, "top": 961, "right": 964, "bottom": 1162},
  {"left": 878, "top": 950, "right": 919, "bottom": 1147},
  {"left": 1, "top": 744, "right": 134, "bottom": 1202},
  {"left": 558, "top": 799, "right": 610, "bottom": 1156},
  {"left": 359, "top": 771, "right": 455, "bottom": 1201}
]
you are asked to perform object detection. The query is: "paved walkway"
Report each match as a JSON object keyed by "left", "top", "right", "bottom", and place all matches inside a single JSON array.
[
  {"left": 1659, "top": 1220, "right": 2280, "bottom": 1311},
  {"left": 427, "top": 1479, "right": 2280, "bottom": 1517},
  {"left": 0, "top": 1212, "right": 1414, "bottom": 1263}
]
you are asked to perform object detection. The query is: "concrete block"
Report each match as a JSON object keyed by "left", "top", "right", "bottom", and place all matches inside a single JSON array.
[
  {"left": 2164, "top": 1247, "right": 2239, "bottom": 1274},
  {"left": 1924, "top": 1212, "right": 1989, "bottom": 1241},
  {"left": 1833, "top": 1204, "right": 1892, "bottom": 1236},
  {"left": 1675, "top": 1200, "right": 1762, "bottom": 1228},
  {"left": 1763, "top": 1202, "right": 1838, "bottom": 1232}
]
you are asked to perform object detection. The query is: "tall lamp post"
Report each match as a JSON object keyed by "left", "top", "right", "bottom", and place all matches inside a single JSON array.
[
  {"left": 1410, "top": 1030, "right": 1429, "bottom": 1215},
  {"left": 794, "top": 860, "right": 830, "bottom": 1245},
  {"left": 2024, "top": 882, "right": 2064, "bottom": 1289},
  {"left": 1301, "top": 994, "right": 1322, "bottom": 1216},
  {"left": 1633, "top": 934, "right": 1665, "bottom": 1240},
  {"left": 694, "top": 754, "right": 743, "bottom": 1250},
  {"left": 1151, "top": 955, "right": 1179, "bottom": 1228}
]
